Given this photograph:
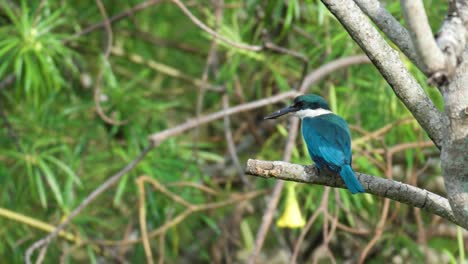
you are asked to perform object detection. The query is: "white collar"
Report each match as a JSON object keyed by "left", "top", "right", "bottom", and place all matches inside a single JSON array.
[{"left": 294, "top": 108, "right": 332, "bottom": 119}]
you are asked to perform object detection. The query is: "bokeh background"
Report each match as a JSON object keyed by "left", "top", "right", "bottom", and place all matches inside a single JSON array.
[{"left": 0, "top": 0, "right": 466, "bottom": 263}]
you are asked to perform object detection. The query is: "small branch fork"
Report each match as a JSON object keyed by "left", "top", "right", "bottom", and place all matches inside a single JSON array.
[
  {"left": 357, "top": 0, "right": 468, "bottom": 86},
  {"left": 245, "top": 159, "right": 465, "bottom": 229},
  {"left": 135, "top": 175, "right": 265, "bottom": 263}
]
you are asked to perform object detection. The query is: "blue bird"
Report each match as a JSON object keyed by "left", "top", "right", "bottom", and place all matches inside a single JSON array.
[{"left": 264, "top": 94, "right": 364, "bottom": 194}]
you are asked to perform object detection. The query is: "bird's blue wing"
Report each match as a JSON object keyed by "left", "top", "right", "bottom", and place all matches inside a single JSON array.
[{"left": 301, "top": 114, "right": 352, "bottom": 170}]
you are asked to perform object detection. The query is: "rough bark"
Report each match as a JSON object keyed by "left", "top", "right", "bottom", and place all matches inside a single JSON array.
[
  {"left": 434, "top": 0, "right": 468, "bottom": 84},
  {"left": 246, "top": 159, "right": 465, "bottom": 228},
  {"left": 354, "top": 0, "right": 423, "bottom": 71},
  {"left": 441, "top": 47, "right": 468, "bottom": 227}
]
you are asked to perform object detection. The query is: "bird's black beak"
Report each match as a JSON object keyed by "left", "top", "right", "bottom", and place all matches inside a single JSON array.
[{"left": 264, "top": 105, "right": 298, "bottom": 119}]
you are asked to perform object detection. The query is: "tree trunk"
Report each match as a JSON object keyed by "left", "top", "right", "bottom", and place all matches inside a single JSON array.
[{"left": 441, "top": 48, "right": 468, "bottom": 226}]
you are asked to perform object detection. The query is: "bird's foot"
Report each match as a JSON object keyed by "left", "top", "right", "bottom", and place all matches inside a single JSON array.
[{"left": 314, "top": 166, "right": 321, "bottom": 175}]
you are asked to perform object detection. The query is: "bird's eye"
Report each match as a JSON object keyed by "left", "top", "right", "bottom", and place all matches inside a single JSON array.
[{"left": 295, "top": 101, "right": 303, "bottom": 108}]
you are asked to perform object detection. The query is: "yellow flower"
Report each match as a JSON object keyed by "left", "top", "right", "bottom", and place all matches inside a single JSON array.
[{"left": 277, "top": 182, "right": 305, "bottom": 228}]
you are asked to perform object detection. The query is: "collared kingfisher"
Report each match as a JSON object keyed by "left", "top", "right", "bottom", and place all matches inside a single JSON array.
[{"left": 264, "top": 94, "right": 364, "bottom": 194}]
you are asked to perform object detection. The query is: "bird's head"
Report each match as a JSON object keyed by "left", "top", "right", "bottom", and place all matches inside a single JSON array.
[{"left": 264, "top": 94, "right": 331, "bottom": 120}]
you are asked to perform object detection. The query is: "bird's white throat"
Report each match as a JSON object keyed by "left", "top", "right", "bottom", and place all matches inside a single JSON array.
[{"left": 295, "top": 108, "right": 332, "bottom": 119}]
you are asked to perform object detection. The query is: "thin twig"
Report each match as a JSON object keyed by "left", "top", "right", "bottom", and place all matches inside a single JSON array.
[
  {"left": 351, "top": 117, "right": 414, "bottom": 146},
  {"left": 121, "top": 28, "right": 205, "bottom": 56},
  {"left": 290, "top": 188, "right": 330, "bottom": 264},
  {"left": 411, "top": 163, "right": 430, "bottom": 263},
  {"left": 166, "top": 181, "right": 220, "bottom": 196},
  {"left": 358, "top": 147, "right": 392, "bottom": 264},
  {"left": 93, "top": 0, "right": 127, "bottom": 126},
  {"left": 137, "top": 176, "right": 266, "bottom": 239},
  {"left": 298, "top": 55, "right": 370, "bottom": 92},
  {"left": 71, "top": 0, "right": 162, "bottom": 40},
  {"left": 0, "top": 208, "right": 78, "bottom": 243},
  {"left": 223, "top": 93, "right": 250, "bottom": 185},
  {"left": 158, "top": 232, "right": 166, "bottom": 264},
  {"left": 193, "top": 0, "right": 223, "bottom": 161},
  {"left": 111, "top": 47, "right": 217, "bottom": 88},
  {"left": 263, "top": 41, "right": 309, "bottom": 64},
  {"left": 170, "top": 0, "right": 262, "bottom": 51},
  {"left": 149, "top": 90, "right": 300, "bottom": 145},
  {"left": 136, "top": 177, "right": 154, "bottom": 264},
  {"left": 25, "top": 145, "right": 154, "bottom": 264}
]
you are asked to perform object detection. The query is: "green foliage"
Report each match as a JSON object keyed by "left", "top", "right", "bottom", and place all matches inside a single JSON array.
[
  {"left": 0, "top": 0, "right": 461, "bottom": 263},
  {"left": 0, "top": 0, "right": 78, "bottom": 105}
]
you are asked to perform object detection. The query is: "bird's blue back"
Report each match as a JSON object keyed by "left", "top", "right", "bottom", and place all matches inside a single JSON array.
[{"left": 301, "top": 114, "right": 352, "bottom": 171}]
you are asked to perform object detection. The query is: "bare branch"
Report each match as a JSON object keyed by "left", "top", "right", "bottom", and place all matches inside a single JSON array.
[
  {"left": 299, "top": 55, "right": 370, "bottom": 91},
  {"left": 320, "top": 0, "right": 444, "bottom": 149},
  {"left": 354, "top": 0, "right": 422, "bottom": 70},
  {"left": 222, "top": 93, "right": 249, "bottom": 185},
  {"left": 170, "top": 0, "right": 262, "bottom": 51},
  {"left": 149, "top": 91, "right": 299, "bottom": 145},
  {"left": 246, "top": 159, "right": 465, "bottom": 229},
  {"left": 401, "top": 0, "right": 446, "bottom": 77}
]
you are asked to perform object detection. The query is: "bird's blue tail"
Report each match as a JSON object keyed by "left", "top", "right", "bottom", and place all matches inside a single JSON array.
[{"left": 339, "top": 165, "right": 364, "bottom": 194}]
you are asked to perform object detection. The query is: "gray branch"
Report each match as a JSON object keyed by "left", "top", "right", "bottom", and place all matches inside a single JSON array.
[
  {"left": 354, "top": 0, "right": 423, "bottom": 71},
  {"left": 440, "top": 47, "right": 468, "bottom": 228},
  {"left": 246, "top": 159, "right": 466, "bottom": 229},
  {"left": 434, "top": 0, "right": 468, "bottom": 84},
  {"left": 401, "top": 0, "right": 447, "bottom": 76},
  {"left": 320, "top": 0, "right": 444, "bottom": 149}
]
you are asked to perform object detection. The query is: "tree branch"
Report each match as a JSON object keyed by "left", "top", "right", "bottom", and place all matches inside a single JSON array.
[
  {"left": 299, "top": 55, "right": 370, "bottom": 91},
  {"left": 434, "top": 0, "right": 468, "bottom": 84},
  {"left": 148, "top": 91, "right": 299, "bottom": 145},
  {"left": 401, "top": 0, "right": 447, "bottom": 80},
  {"left": 320, "top": 0, "right": 444, "bottom": 149},
  {"left": 245, "top": 159, "right": 466, "bottom": 229},
  {"left": 354, "top": 0, "right": 422, "bottom": 71}
]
